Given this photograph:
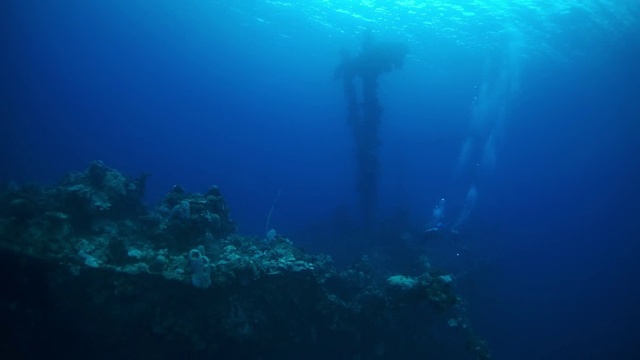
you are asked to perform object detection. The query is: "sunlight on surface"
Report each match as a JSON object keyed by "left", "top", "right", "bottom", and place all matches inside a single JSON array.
[{"left": 258, "top": 0, "right": 639, "bottom": 60}]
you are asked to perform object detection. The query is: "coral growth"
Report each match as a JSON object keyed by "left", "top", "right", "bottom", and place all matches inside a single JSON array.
[{"left": 0, "top": 162, "right": 489, "bottom": 359}]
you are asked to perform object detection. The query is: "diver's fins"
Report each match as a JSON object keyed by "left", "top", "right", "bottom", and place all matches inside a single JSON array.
[{"left": 423, "top": 227, "right": 443, "bottom": 240}]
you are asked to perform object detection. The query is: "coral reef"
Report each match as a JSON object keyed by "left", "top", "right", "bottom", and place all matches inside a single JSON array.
[{"left": 0, "top": 162, "right": 489, "bottom": 359}]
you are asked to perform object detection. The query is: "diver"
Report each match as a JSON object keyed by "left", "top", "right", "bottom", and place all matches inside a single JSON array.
[
  {"left": 423, "top": 184, "right": 478, "bottom": 239},
  {"left": 423, "top": 198, "right": 450, "bottom": 239}
]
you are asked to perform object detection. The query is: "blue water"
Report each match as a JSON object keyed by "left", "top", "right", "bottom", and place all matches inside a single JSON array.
[{"left": 2, "top": 1, "right": 639, "bottom": 358}]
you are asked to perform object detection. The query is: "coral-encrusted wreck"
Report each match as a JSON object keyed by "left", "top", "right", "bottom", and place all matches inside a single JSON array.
[{"left": 0, "top": 162, "right": 489, "bottom": 360}]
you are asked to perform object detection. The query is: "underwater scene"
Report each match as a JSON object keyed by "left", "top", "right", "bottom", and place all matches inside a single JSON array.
[{"left": 1, "top": 1, "right": 639, "bottom": 359}]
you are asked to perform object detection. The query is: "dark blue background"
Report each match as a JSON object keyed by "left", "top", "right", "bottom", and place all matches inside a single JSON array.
[{"left": 2, "top": 1, "right": 639, "bottom": 358}]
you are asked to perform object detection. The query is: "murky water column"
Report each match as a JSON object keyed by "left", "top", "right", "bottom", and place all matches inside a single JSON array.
[
  {"left": 358, "top": 72, "right": 382, "bottom": 228},
  {"left": 336, "top": 32, "right": 408, "bottom": 230}
]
